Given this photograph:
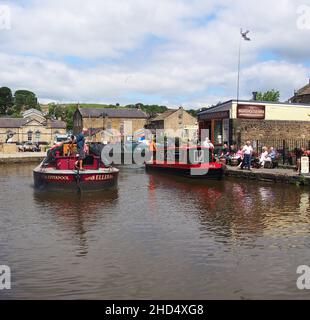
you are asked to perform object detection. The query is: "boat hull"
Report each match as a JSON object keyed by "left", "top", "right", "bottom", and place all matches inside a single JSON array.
[
  {"left": 33, "top": 167, "right": 119, "bottom": 191},
  {"left": 145, "top": 163, "right": 223, "bottom": 179}
]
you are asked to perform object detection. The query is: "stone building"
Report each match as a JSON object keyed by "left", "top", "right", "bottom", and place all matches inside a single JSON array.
[
  {"left": 73, "top": 107, "right": 147, "bottom": 142},
  {"left": 146, "top": 107, "right": 198, "bottom": 141},
  {"left": 0, "top": 108, "right": 66, "bottom": 144},
  {"left": 198, "top": 100, "right": 310, "bottom": 147},
  {"left": 289, "top": 80, "right": 310, "bottom": 104}
]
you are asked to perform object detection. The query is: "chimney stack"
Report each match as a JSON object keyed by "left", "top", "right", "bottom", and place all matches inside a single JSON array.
[{"left": 252, "top": 91, "right": 258, "bottom": 101}]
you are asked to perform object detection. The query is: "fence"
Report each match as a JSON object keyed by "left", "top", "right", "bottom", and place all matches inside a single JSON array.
[{"left": 254, "top": 139, "right": 310, "bottom": 165}]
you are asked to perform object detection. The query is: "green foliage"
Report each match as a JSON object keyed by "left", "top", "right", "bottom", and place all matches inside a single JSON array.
[
  {"left": 65, "top": 103, "right": 117, "bottom": 109},
  {"left": 187, "top": 109, "right": 198, "bottom": 118},
  {"left": 48, "top": 103, "right": 76, "bottom": 130},
  {"left": 255, "top": 90, "right": 280, "bottom": 102},
  {"left": 0, "top": 87, "right": 14, "bottom": 115},
  {"left": 126, "top": 103, "right": 168, "bottom": 117},
  {"left": 14, "top": 90, "right": 40, "bottom": 113}
]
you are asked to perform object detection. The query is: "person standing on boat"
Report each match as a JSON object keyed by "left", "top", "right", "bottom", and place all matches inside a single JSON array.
[
  {"left": 149, "top": 137, "right": 157, "bottom": 161},
  {"left": 202, "top": 137, "right": 214, "bottom": 149},
  {"left": 75, "top": 128, "right": 88, "bottom": 171}
]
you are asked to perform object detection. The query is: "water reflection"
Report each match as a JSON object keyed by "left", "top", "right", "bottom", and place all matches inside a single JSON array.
[
  {"left": 1, "top": 163, "right": 310, "bottom": 299},
  {"left": 33, "top": 190, "right": 119, "bottom": 256},
  {"left": 146, "top": 172, "right": 310, "bottom": 242}
]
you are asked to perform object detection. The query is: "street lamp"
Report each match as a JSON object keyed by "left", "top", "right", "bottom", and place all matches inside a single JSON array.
[{"left": 237, "top": 29, "right": 251, "bottom": 102}]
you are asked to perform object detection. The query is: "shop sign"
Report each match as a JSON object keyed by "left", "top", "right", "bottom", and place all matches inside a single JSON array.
[
  {"left": 199, "top": 110, "right": 230, "bottom": 120},
  {"left": 237, "top": 105, "right": 265, "bottom": 119}
]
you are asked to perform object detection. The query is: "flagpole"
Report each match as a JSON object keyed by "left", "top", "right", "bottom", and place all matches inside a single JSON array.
[
  {"left": 237, "top": 35, "right": 242, "bottom": 103},
  {"left": 237, "top": 29, "right": 251, "bottom": 104}
]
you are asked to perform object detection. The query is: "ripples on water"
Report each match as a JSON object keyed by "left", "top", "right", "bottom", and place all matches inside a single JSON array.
[{"left": 0, "top": 164, "right": 310, "bottom": 299}]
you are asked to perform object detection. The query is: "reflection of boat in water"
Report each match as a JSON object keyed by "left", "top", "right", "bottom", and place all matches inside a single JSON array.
[
  {"left": 33, "top": 143, "right": 119, "bottom": 191},
  {"left": 145, "top": 146, "right": 223, "bottom": 179}
]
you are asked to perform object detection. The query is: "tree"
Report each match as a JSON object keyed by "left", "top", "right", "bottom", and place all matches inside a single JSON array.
[
  {"left": 48, "top": 103, "right": 76, "bottom": 130},
  {"left": 255, "top": 90, "right": 280, "bottom": 102},
  {"left": 0, "top": 87, "right": 14, "bottom": 115},
  {"left": 187, "top": 109, "right": 198, "bottom": 118},
  {"left": 14, "top": 90, "right": 39, "bottom": 113}
]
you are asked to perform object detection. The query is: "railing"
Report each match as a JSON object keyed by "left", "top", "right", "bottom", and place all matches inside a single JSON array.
[{"left": 253, "top": 139, "right": 310, "bottom": 165}]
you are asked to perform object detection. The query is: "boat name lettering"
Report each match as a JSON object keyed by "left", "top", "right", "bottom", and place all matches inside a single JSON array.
[
  {"left": 85, "top": 174, "right": 114, "bottom": 181},
  {"left": 45, "top": 175, "right": 69, "bottom": 181}
]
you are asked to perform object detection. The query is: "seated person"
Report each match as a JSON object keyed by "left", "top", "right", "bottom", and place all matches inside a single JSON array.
[
  {"left": 259, "top": 147, "right": 271, "bottom": 168},
  {"left": 268, "top": 147, "right": 277, "bottom": 161},
  {"left": 220, "top": 143, "right": 230, "bottom": 159}
]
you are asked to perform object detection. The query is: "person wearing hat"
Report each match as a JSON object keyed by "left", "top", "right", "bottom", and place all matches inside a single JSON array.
[{"left": 75, "top": 128, "right": 88, "bottom": 170}]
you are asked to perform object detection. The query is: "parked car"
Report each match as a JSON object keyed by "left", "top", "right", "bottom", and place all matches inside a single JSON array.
[{"left": 18, "top": 142, "right": 40, "bottom": 152}]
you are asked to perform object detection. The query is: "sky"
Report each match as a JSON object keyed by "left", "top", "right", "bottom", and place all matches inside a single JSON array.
[{"left": 0, "top": 0, "right": 310, "bottom": 108}]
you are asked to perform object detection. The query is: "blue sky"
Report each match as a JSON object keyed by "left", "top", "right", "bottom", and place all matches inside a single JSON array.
[{"left": 0, "top": 0, "right": 310, "bottom": 108}]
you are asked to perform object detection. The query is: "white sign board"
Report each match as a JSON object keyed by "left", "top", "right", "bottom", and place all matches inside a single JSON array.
[{"left": 301, "top": 156, "right": 309, "bottom": 175}]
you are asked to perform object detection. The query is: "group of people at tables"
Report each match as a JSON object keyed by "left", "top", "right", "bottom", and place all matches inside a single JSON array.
[
  {"left": 202, "top": 138, "right": 277, "bottom": 170},
  {"left": 202, "top": 137, "right": 309, "bottom": 173}
]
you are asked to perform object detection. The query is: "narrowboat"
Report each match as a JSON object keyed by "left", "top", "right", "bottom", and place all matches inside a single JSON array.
[
  {"left": 33, "top": 143, "right": 119, "bottom": 191},
  {"left": 145, "top": 146, "right": 223, "bottom": 179}
]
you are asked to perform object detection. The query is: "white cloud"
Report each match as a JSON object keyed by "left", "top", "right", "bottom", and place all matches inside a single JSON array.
[{"left": 0, "top": 0, "right": 310, "bottom": 108}]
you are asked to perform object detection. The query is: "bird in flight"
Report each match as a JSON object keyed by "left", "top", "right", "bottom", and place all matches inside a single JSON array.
[{"left": 241, "top": 29, "right": 251, "bottom": 41}]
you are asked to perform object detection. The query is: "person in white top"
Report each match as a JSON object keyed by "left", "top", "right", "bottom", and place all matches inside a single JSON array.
[
  {"left": 241, "top": 141, "right": 253, "bottom": 170},
  {"left": 202, "top": 137, "right": 214, "bottom": 149},
  {"left": 259, "top": 146, "right": 271, "bottom": 168}
]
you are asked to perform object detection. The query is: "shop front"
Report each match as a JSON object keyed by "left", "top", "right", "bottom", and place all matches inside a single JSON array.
[
  {"left": 198, "top": 99, "right": 310, "bottom": 148},
  {"left": 198, "top": 110, "right": 230, "bottom": 147}
]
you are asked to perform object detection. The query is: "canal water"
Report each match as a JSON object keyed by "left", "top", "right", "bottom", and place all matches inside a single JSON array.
[{"left": 0, "top": 163, "right": 310, "bottom": 299}]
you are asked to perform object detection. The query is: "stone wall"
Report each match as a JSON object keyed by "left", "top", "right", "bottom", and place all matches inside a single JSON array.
[
  {"left": 231, "top": 119, "right": 310, "bottom": 145},
  {"left": 82, "top": 117, "right": 146, "bottom": 134}
]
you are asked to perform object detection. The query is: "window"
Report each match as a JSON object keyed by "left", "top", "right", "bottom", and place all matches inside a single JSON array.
[
  {"left": 27, "top": 131, "right": 33, "bottom": 142},
  {"left": 214, "top": 120, "right": 223, "bottom": 145},
  {"left": 35, "top": 131, "right": 41, "bottom": 141}
]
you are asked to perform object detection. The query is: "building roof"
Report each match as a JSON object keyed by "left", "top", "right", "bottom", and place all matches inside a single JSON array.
[
  {"left": 151, "top": 109, "right": 177, "bottom": 121},
  {"left": 0, "top": 118, "right": 26, "bottom": 128},
  {"left": 198, "top": 99, "right": 310, "bottom": 116},
  {"left": 0, "top": 117, "right": 66, "bottom": 129},
  {"left": 294, "top": 82, "right": 310, "bottom": 96},
  {"left": 49, "top": 119, "right": 67, "bottom": 129},
  {"left": 78, "top": 108, "right": 147, "bottom": 119},
  {"left": 22, "top": 108, "right": 45, "bottom": 118}
]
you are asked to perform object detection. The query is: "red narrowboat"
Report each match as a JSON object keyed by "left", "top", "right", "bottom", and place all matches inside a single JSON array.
[
  {"left": 145, "top": 146, "right": 223, "bottom": 179},
  {"left": 33, "top": 143, "right": 119, "bottom": 191}
]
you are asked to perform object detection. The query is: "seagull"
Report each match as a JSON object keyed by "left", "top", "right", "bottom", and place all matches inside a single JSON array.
[{"left": 241, "top": 29, "right": 251, "bottom": 41}]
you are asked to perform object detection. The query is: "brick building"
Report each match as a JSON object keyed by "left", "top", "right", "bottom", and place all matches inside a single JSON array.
[
  {"left": 289, "top": 80, "right": 310, "bottom": 104},
  {"left": 73, "top": 107, "right": 147, "bottom": 142},
  {"left": 146, "top": 107, "right": 198, "bottom": 141},
  {"left": 198, "top": 100, "right": 310, "bottom": 147},
  {"left": 0, "top": 108, "right": 66, "bottom": 144}
]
